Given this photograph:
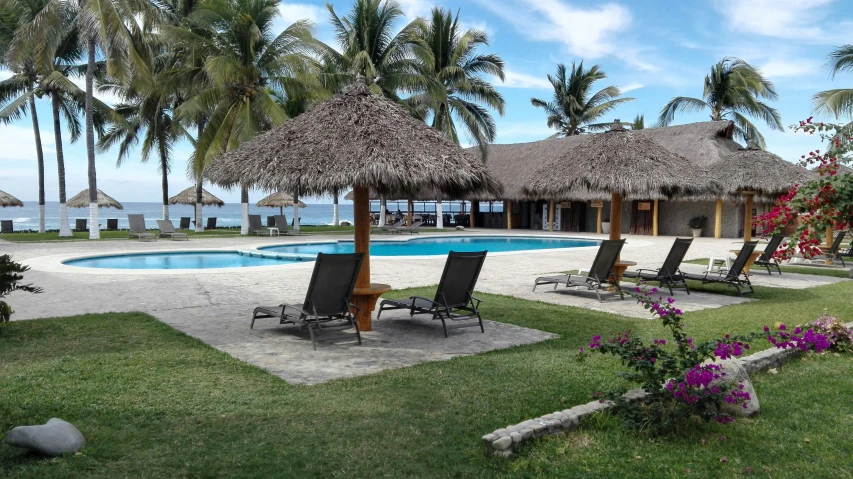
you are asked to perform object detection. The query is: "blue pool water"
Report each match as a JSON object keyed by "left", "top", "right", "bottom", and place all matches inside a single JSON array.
[
  {"left": 64, "top": 251, "right": 300, "bottom": 270},
  {"left": 260, "top": 236, "right": 599, "bottom": 256}
]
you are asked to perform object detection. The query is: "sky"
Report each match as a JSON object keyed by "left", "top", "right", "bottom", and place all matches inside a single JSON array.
[{"left": 2, "top": 0, "right": 853, "bottom": 204}]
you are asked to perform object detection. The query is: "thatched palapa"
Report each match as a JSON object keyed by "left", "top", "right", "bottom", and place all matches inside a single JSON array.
[
  {"left": 256, "top": 191, "right": 306, "bottom": 208},
  {"left": 204, "top": 81, "right": 501, "bottom": 199},
  {"left": 713, "top": 149, "right": 816, "bottom": 198},
  {"left": 67, "top": 189, "right": 123, "bottom": 209},
  {"left": 169, "top": 186, "right": 224, "bottom": 207},
  {"left": 0, "top": 190, "right": 23, "bottom": 207}
]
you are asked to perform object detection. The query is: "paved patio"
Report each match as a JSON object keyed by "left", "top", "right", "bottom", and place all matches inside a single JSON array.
[{"left": 3, "top": 230, "right": 848, "bottom": 384}]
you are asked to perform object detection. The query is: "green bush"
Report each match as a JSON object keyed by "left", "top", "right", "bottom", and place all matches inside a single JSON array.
[{"left": 0, "top": 255, "right": 42, "bottom": 324}]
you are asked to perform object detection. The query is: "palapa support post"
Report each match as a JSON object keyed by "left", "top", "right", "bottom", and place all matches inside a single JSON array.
[
  {"left": 743, "top": 192, "right": 755, "bottom": 242},
  {"left": 469, "top": 201, "right": 476, "bottom": 228},
  {"left": 596, "top": 205, "right": 602, "bottom": 234},
  {"left": 407, "top": 199, "right": 414, "bottom": 226},
  {"left": 826, "top": 226, "right": 834, "bottom": 249},
  {"left": 350, "top": 186, "right": 390, "bottom": 332},
  {"left": 506, "top": 200, "right": 513, "bottom": 229},
  {"left": 610, "top": 192, "right": 622, "bottom": 241},
  {"left": 548, "top": 200, "right": 555, "bottom": 232},
  {"left": 652, "top": 200, "right": 659, "bottom": 236},
  {"left": 714, "top": 198, "right": 723, "bottom": 239}
]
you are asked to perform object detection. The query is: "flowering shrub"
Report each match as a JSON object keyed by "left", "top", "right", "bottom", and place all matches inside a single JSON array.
[
  {"left": 754, "top": 117, "right": 853, "bottom": 260},
  {"left": 579, "top": 284, "right": 846, "bottom": 434},
  {"left": 800, "top": 315, "right": 853, "bottom": 353}
]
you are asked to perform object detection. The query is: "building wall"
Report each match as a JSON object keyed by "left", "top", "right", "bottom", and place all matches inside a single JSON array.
[{"left": 658, "top": 200, "right": 742, "bottom": 238}]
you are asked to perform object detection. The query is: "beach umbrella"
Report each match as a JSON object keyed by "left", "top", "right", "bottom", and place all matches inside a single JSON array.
[
  {"left": 205, "top": 79, "right": 499, "bottom": 330},
  {"left": 256, "top": 191, "right": 307, "bottom": 215},
  {"left": 67, "top": 189, "right": 123, "bottom": 209},
  {"left": 169, "top": 186, "right": 225, "bottom": 207},
  {"left": 0, "top": 190, "right": 23, "bottom": 207},
  {"left": 524, "top": 121, "right": 717, "bottom": 243}
]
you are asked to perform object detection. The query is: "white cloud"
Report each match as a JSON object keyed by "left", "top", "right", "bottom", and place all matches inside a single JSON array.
[
  {"left": 396, "top": 0, "right": 432, "bottom": 19},
  {"left": 618, "top": 82, "right": 644, "bottom": 93},
  {"left": 474, "top": 0, "right": 631, "bottom": 59},
  {"left": 497, "top": 69, "right": 552, "bottom": 89},
  {"left": 714, "top": 0, "right": 841, "bottom": 42},
  {"left": 278, "top": 2, "right": 326, "bottom": 25},
  {"left": 459, "top": 19, "right": 496, "bottom": 40},
  {"left": 0, "top": 125, "right": 56, "bottom": 162},
  {"left": 758, "top": 58, "right": 822, "bottom": 78}
]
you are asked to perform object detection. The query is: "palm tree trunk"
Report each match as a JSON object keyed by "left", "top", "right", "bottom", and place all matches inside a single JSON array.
[
  {"left": 85, "top": 34, "right": 99, "bottom": 239},
  {"left": 379, "top": 197, "right": 386, "bottom": 226},
  {"left": 29, "top": 94, "right": 46, "bottom": 234},
  {"left": 195, "top": 121, "right": 205, "bottom": 233},
  {"left": 159, "top": 141, "right": 169, "bottom": 221},
  {"left": 332, "top": 190, "right": 339, "bottom": 226},
  {"left": 52, "top": 94, "right": 73, "bottom": 237},
  {"left": 240, "top": 186, "right": 249, "bottom": 235}
]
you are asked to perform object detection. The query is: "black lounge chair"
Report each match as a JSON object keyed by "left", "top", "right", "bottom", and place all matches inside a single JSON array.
[
  {"left": 0, "top": 220, "right": 12, "bottom": 233},
  {"left": 377, "top": 251, "right": 487, "bottom": 337},
  {"left": 533, "top": 239, "right": 626, "bottom": 302},
  {"left": 623, "top": 238, "right": 693, "bottom": 295},
  {"left": 206, "top": 217, "right": 217, "bottom": 229},
  {"left": 251, "top": 252, "right": 364, "bottom": 350},
  {"left": 106, "top": 218, "right": 118, "bottom": 230},
  {"left": 682, "top": 241, "right": 758, "bottom": 296},
  {"left": 75, "top": 218, "right": 87, "bottom": 232},
  {"left": 179, "top": 217, "right": 191, "bottom": 229},
  {"left": 815, "top": 231, "right": 847, "bottom": 267},
  {"left": 273, "top": 214, "right": 290, "bottom": 235},
  {"left": 752, "top": 234, "right": 786, "bottom": 275},
  {"left": 248, "top": 214, "right": 269, "bottom": 235}
]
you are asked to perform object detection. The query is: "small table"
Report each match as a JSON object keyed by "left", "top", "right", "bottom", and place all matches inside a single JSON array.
[
  {"left": 351, "top": 283, "right": 392, "bottom": 331},
  {"left": 611, "top": 261, "right": 637, "bottom": 285},
  {"left": 730, "top": 250, "right": 763, "bottom": 274},
  {"left": 267, "top": 227, "right": 279, "bottom": 236}
]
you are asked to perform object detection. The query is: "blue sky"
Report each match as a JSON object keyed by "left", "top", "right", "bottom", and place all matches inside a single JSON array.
[{"left": 2, "top": 0, "right": 853, "bottom": 203}]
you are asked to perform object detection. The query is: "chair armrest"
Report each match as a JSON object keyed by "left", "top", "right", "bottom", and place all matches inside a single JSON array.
[
  {"left": 409, "top": 296, "right": 440, "bottom": 309},
  {"left": 283, "top": 304, "right": 310, "bottom": 316},
  {"left": 634, "top": 268, "right": 661, "bottom": 275}
]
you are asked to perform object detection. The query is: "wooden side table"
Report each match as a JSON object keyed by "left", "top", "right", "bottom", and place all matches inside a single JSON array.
[
  {"left": 611, "top": 261, "right": 637, "bottom": 285},
  {"left": 351, "top": 283, "right": 392, "bottom": 331},
  {"left": 730, "top": 250, "right": 763, "bottom": 274}
]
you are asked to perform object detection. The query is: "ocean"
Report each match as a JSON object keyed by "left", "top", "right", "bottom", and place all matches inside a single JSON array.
[{"left": 1, "top": 200, "right": 493, "bottom": 231}]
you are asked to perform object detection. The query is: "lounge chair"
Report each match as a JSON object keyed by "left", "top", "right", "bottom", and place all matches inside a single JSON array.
[
  {"left": 0, "top": 220, "right": 12, "bottom": 233},
  {"left": 813, "top": 231, "right": 847, "bottom": 267},
  {"left": 623, "top": 238, "right": 693, "bottom": 295},
  {"left": 156, "top": 219, "right": 189, "bottom": 241},
  {"left": 400, "top": 220, "right": 424, "bottom": 235},
  {"left": 377, "top": 251, "right": 487, "bottom": 337},
  {"left": 752, "top": 234, "right": 786, "bottom": 275},
  {"left": 533, "top": 239, "right": 626, "bottom": 302},
  {"left": 127, "top": 214, "right": 156, "bottom": 241},
  {"left": 250, "top": 252, "right": 364, "bottom": 350},
  {"left": 375, "top": 219, "right": 405, "bottom": 234},
  {"left": 75, "top": 218, "right": 87, "bottom": 232},
  {"left": 682, "top": 241, "right": 758, "bottom": 296},
  {"left": 106, "top": 218, "right": 118, "bottom": 230},
  {"left": 179, "top": 217, "right": 191, "bottom": 230},
  {"left": 273, "top": 215, "right": 290, "bottom": 235},
  {"left": 248, "top": 214, "right": 270, "bottom": 235},
  {"left": 206, "top": 217, "right": 217, "bottom": 229},
  {"left": 267, "top": 215, "right": 276, "bottom": 227}
]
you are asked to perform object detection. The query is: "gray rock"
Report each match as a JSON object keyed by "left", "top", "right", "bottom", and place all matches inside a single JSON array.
[
  {"left": 510, "top": 432, "right": 523, "bottom": 443},
  {"left": 492, "top": 436, "right": 513, "bottom": 450},
  {"left": 4, "top": 418, "right": 85, "bottom": 456},
  {"left": 703, "top": 358, "right": 760, "bottom": 417}
]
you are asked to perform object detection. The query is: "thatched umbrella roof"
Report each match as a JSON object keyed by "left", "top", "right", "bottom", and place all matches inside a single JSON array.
[
  {"left": 344, "top": 189, "right": 378, "bottom": 201},
  {"left": 204, "top": 80, "right": 501, "bottom": 198},
  {"left": 0, "top": 190, "right": 23, "bottom": 207},
  {"left": 256, "top": 191, "right": 306, "bottom": 208},
  {"left": 168, "top": 186, "right": 225, "bottom": 207},
  {"left": 713, "top": 149, "right": 817, "bottom": 197},
  {"left": 523, "top": 128, "right": 718, "bottom": 199},
  {"left": 66, "top": 189, "right": 123, "bottom": 209}
]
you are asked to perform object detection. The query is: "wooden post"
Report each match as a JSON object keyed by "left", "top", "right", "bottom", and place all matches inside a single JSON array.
[
  {"left": 407, "top": 199, "right": 414, "bottom": 226},
  {"left": 743, "top": 192, "right": 755, "bottom": 242},
  {"left": 714, "top": 198, "right": 723, "bottom": 239},
  {"left": 826, "top": 226, "right": 834, "bottom": 248},
  {"left": 548, "top": 200, "right": 555, "bottom": 232},
  {"left": 596, "top": 206, "right": 602, "bottom": 234},
  {"left": 470, "top": 201, "right": 476, "bottom": 228},
  {"left": 652, "top": 200, "right": 659, "bottom": 236},
  {"left": 353, "top": 186, "right": 371, "bottom": 289},
  {"left": 506, "top": 200, "right": 513, "bottom": 229},
  {"left": 610, "top": 192, "right": 623, "bottom": 241}
]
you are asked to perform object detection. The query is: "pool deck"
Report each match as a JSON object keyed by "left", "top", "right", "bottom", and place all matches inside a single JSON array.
[{"left": 3, "top": 230, "right": 848, "bottom": 384}]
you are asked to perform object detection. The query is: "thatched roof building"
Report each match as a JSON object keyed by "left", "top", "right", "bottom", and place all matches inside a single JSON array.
[
  {"left": 0, "top": 190, "right": 23, "bottom": 207},
  {"left": 67, "top": 189, "right": 123, "bottom": 209},
  {"left": 712, "top": 149, "right": 816, "bottom": 199},
  {"left": 256, "top": 191, "right": 306, "bottom": 208},
  {"left": 169, "top": 186, "right": 224, "bottom": 207}
]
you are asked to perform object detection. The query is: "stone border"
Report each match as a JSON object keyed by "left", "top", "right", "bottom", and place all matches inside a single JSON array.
[{"left": 482, "top": 321, "right": 853, "bottom": 458}]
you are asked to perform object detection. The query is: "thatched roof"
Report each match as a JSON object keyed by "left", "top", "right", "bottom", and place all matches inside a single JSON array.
[
  {"left": 523, "top": 129, "right": 718, "bottom": 199},
  {"left": 256, "top": 191, "right": 306, "bottom": 208},
  {"left": 0, "top": 190, "right": 23, "bottom": 207},
  {"left": 639, "top": 121, "right": 738, "bottom": 168},
  {"left": 168, "top": 186, "right": 224, "bottom": 207},
  {"left": 713, "top": 149, "right": 816, "bottom": 196},
  {"left": 204, "top": 80, "right": 501, "bottom": 199},
  {"left": 67, "top": 189, "right": 123, "bottom": 209},
  {"left": 344, "top": 189, "right": 378, "bottom": 201}
]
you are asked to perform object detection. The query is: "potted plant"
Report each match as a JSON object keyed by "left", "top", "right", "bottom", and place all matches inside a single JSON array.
[
  {"left": 601, "top": 217, "right": 611, "bottom": 234},
  {"left": 688, "top": 215, "right": 708, "bottom": 238}
]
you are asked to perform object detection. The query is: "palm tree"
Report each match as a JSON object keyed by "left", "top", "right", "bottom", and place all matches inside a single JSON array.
[
  {"left": 629, "top": 114, "right": 644, "bottom": 130},
  {"left": 167, "top": 0, "right": 317, "bottom": 234},
  {"left": 406, "top": 7, "right": 505, "bottom": 154},
  {"left": 657, "top": 57, "right": 783, "bottom": 148},
  {"left": 322, "top": 0, "right": 431, "bottom": 101},
  {"left": 813, "top": 45, "right": 853, "bottom": 119},
  {"left": 531, "top": 61, "right": 634, "bottom": 137}
]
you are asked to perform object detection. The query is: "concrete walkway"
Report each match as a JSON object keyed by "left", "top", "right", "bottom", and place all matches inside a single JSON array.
[{"left": 3, "top": 230, "right": 847, "bottom": 384}]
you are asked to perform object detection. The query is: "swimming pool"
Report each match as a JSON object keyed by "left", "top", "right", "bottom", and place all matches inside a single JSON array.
[
  {"left": 64, "top": 251, "right": 302, "bottom": 270},
  {"left": 260, "top": 235, "right": 599, "bottom": 256}
]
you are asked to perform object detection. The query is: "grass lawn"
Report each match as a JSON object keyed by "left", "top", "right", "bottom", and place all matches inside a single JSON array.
[
  {"left": 685, "top": 257, "right": 851, "bottom": 278},
  {"left": 1, "top": 280, "right": 852, "bottom": 478}
]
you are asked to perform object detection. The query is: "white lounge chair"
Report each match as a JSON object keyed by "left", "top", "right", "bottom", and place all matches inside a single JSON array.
[{"left": 157, "top": 219, "right": 189, "bottom": 241}]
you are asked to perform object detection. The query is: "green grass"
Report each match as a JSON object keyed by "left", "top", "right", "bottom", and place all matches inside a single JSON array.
[
  {"left": 1, "top": 280, "right": 852, "bottom": 478},
  {"left": 685, "top": 258, "right": 851, "bottom": 278}
]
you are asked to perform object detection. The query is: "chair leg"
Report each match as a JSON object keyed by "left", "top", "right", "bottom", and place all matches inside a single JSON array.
[
  {"left": 250, "top": 314, "right": 256, "bottom": 329},
  {"left": 308, "top": 324, "right": 317, "bottom": 351},
  {"left": 440, "top": 316, "right": 449, "bottom": 338},
  {"left": 353, "top": 317, "right": 362, "bottom": 345}
]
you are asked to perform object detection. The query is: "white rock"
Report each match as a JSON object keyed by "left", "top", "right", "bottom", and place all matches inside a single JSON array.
[
  {"left": 4, "top": 418, "right": 85, "bottom": 457},
  {"left": 703, "top": 357, "right": 760, "bottom": 417}
]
